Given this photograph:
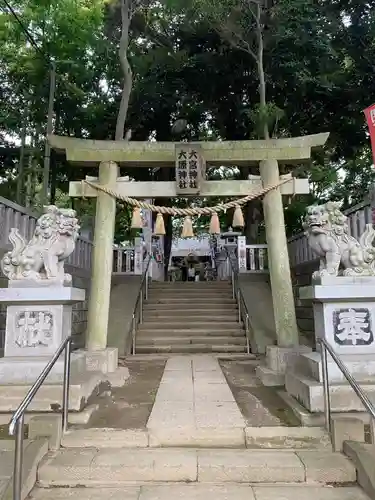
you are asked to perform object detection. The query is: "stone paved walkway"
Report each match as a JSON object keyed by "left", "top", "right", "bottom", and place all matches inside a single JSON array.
[
  {"left": 147, "top": 355, "right": 246, "bottom": 428},
  {"left": 74, "top": 356, "right": 303, "bottom": 431}
]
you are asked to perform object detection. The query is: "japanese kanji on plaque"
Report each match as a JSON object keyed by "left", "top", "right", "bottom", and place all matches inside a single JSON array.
[
  {"left": 175, "top": 144, "right": 205, "bottom": 195},
  {"left": 15, "top": 310, "right": 54, "bottom": 348},
  {"left": 333, "top": 307, "right": 374, "bottom": 347}
]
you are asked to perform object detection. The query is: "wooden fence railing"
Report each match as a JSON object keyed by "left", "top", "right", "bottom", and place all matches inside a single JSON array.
[
  {"left": 245, "top": 244, "right": 268, "bottom": 272},
  {"left": 113, "top": 247, "right": 135, "bottom": 274}
]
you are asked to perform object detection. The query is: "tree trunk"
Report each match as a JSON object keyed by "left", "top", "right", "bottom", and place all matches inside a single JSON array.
[
  {"left": 255, "top": 2, "right": 269, "bottom": 140},
  {"left": 115, "top": 0, "right": 133, "bottom": 141},
  {"left": 25, "top": 154, "right": 33, "bottom": 208},
  {"left": 50, "top": 151, "right": 57, "bottom": 204},
  {"left": 50, "top": 111, "right": 61, "bottom": 204},
  {"left": 245, "top": 201, "right": 263, "bottom": 243},
  {"left": 26, "top": 131, "right": 39, "bottom": 208},
  {"left": 16, "top": 123, "right": 26, "bottom": 205},
  {"left": 240, "top": 166, "right": 262, "bottom": 243}
]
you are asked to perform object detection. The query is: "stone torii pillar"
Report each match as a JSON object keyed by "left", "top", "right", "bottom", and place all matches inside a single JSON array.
[
  {"left": 86, "top": 161, "right": 118, "bottom": 351},
  {"left": 260, "top": 159, "right": 298, "bottom": 347}
]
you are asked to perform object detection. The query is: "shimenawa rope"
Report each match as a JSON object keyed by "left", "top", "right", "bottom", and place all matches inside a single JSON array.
[{"left": 84, "top": 177, "right": 291, "bottom": 216}]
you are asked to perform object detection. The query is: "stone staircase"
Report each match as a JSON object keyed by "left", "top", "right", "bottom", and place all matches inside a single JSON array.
[
  {"left": 28, "top": 427, "right": 370, "bottom": 499},
  {"left": 20, "top": 354, "right": 372, "bottom": 500},
  {"left": 136, "top": 281, "right": 248, "bottom": 354}
]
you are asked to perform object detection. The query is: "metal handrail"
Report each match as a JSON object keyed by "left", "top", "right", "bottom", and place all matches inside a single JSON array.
[
  {"left": 131, "top": 254, "right": 152, "bottom": 355},
  {"left": 319, "top": 337, "right": 375, "bottom": 435},
  {"left": 226, "top": 252, "right": 251, "bottom": 354},
  {"left": 9, "top": 336, "right": 72, "bottom": 500}
]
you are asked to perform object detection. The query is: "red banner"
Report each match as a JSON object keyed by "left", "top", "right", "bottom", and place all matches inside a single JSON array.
[{"left": 364, "top": 104, "right": 375, "bottom": 166}]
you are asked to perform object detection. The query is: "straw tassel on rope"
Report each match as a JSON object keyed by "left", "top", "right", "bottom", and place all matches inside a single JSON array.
[
  {"left": 232, "top": 205, "right": 245, "bottom": 228},
  {"left": 131, "top": 207, "right": 143, "bottom": 229},
  {"left": 209, "top": 212, "right": 221, "bottom": 234},
  {"left": 181, "top": 216, "right": 194, "bottom": 238},
  {"left": 154, "top": 213, "right": 166, "bottom": 235}
]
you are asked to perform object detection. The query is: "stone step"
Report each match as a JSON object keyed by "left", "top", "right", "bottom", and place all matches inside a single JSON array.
[
  {"left": 142, "top": 314, "right": 239, "bottom": 322},
  {"left": 285, "top": 371, "right": 375, "bottom": 413},
  {"left": 150, "top": 283, "right": 231, "bottom": 288},
  {"left": 0, "top": 438, "right": 49, "bottom": 500},
  {"left": 147, "top": 297, "right": 235, "bottom": 303},
  {"left": 146, "top": 298, "right": 237, "bottom": 304},
  {"left": 60, "top": 427, "right": 331, "bottom": 450},
  {"left": 135, "top": 344, "right": 247, "bottom": 354},
  {"left": 138, "top": 321, "right": 243, "bottom": 330},
  {"left": 148, "top": 291, "right": 233, "bottom": 295},
  {"left": 150, "top": 281, "right": 231, "bottom": 288},
  {"left": 149, "top": 290, "right": 233, "bottom": 299},
  {"left": 150, "top": 285, "right": 232, "bottom": 291},
  {"left": 37, "top": 448, "right": 357, "bottom": 486},
  {"left": 137, "top": 329, "right": 245, "bottom": 337},
  {"left": 149, "top": 296, "right": 234, "bottom": 302},
  {"left": 0, "top": 371, "right": 104, "bottom": 412},
  {"left": 144, "top": 305, "right": 238, "bottom": 312},
  {"left": 245, "top": 426, "right": 331, "bottom": 449},
  {"left": 296, "top": 351, "right": 375, "bottom": 384},
  {"left": 123, "top": 353, "right": 256, "bottom": 361},
  {"left": 29, "top": 485, "right": 371, "bottom": 500},
  {"left": 136, "top": 336, "right": 247, "bottom": 346}
]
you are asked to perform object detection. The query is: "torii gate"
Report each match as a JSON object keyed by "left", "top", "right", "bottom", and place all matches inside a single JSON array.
[{"left": 49, "top": 133, "right": 329, "bottom": 353}]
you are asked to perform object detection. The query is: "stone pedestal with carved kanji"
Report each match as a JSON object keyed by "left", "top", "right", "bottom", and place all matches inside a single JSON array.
[
  {"left": 0, "top": 205, "right": 127, "bottom": 417},
  {"left": 0, "top": 286, "right": 86, "bottom": 385},
  {"left": 0, "top": 285, "right": 115, "bottom": 413},
  {"left": 285, "top": 276, "right": 375, "bottom": 413}
]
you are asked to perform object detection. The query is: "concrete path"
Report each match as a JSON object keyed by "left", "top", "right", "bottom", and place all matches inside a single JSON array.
[{"left": 147, "top": 355, "right": 246, "bottom": 429}]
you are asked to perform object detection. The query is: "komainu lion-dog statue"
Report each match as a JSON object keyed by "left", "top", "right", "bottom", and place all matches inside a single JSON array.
[
  {"left": 1, "top": 205, "right": 80, "bottom": 284},
  {"left": 303, "top": 201, "right": 375, "bottom": 278}
]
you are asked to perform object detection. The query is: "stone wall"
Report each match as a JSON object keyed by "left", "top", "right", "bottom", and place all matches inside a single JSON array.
[
  {"left": 238, "top": 260, "right": 319, "bottom": 351},
  {"left": 291, "top": 258, "right": 319, "bottom": 346},
  {"left": 66, "top": 264, "right": 91, "bottom": 349},
  {"left": 107, "top": 275, "right": 142, "bottom": 356},
  {"left": 238, "top": 273, "right": 277, "bottom": 354}
]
